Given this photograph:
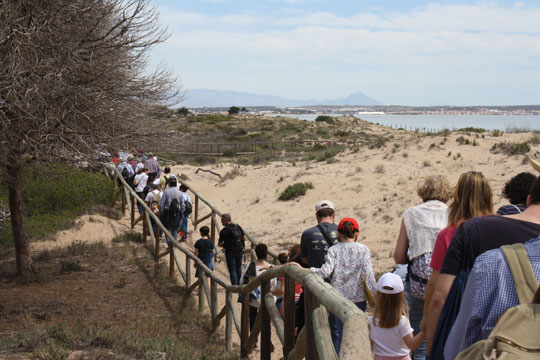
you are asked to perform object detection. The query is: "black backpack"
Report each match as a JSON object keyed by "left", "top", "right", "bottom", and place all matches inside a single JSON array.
[
  {"left": 184, "top": 201, "right": 192, "bottom": 216},
  {"left": 227, "top": 223, "right": 244, "bottom": 250},
  {"left": 121, "top": 166, "right": 130, "bottom": 180},
  {"left": 167, "top": 197, "right": 181, "bottom": 221},
  {"left": 243, "top": 261, "right": 257, "bottom": 284}
]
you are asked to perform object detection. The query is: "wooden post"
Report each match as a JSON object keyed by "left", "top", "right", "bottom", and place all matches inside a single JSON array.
[
  {"left": 234, "top": 143, "right": 237, "bottom": 157},
  {"left": 186, "top": 256, "right": 192, "bottom": 289},
  {"left": 225, "top": 291, "right": 233, "bottom": 352},
  {"left": 121, "top": 186, "right": 126, "bottom": 216},
  {"left": 304, "top": 288, "right": 320, "bottom": 360},
  {"left": 211, "top": 278, "right": 218, "bottom": 329},
  {"left": 194, "top": 195, "right": 199, "bottom": 231},
  {"left": 284, "top": 276, "right": 296, "bottom": 358},
  {"left": 130, "top": 196, "right": 135, "bottom": 229},
  {"left": 211, "top": 211, "right": 216, "bottom": 245},
  {"left": 260, "top": 280, "right": 271, "bottom": 360},
  {"left": 155, "top": 227, "right": 161, "bottom": 259},
  {"left": 199, "top": 273, "right": 205, "bottom": 313},
  {"left": 143, "top": 211, "right": 148, "bottom": 243},
  {"left": 169, "top": 246, "right": 175, "bottom": 277},
  {"left": 217, "top": 144, "right": 220, "bottom": 156},
  {"left": 241, "top": 294, "right": 250, "bottom": 357}
]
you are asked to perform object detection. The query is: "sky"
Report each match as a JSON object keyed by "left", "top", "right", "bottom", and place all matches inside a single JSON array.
[{"left": 151, "top": 1, "right": 540, "bottom": 106}]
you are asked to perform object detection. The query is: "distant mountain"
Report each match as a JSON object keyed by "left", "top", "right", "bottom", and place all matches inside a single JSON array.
[{"left": 180, "top": 89, "right": 382, "bottom": 108}]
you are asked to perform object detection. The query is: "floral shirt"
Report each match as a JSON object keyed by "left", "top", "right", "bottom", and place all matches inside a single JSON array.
[{"left": 311, "top": 242, "right": 377, "bottom": 303}]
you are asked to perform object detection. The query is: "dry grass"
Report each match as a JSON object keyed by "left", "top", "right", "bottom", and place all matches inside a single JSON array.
[{"left": 0, "top": 240, "right": 236, "bottom": 359}]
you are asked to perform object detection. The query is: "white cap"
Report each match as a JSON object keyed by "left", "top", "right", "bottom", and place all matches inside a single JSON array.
[
  {"left": 315, "top": 200, "right": 335, "bottom": 212},
  {"left": 376, "top": 273, "right": 404, "bottom": 294}
]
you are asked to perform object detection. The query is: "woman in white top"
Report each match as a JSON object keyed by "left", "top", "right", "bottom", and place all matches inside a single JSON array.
[
  {"left": 133, "top": 167, "right": 149, "bottom": 214},
  {"left": 309, "top": 217, "right": 376, "bottom": 355},
  {"left": 393, "top": 175, "right": 451, "bottom": 360}
]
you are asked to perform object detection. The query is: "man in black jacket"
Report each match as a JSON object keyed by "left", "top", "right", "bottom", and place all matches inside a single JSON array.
[{"left": 218, "top": 213, "right": 247, "bottom": 285}]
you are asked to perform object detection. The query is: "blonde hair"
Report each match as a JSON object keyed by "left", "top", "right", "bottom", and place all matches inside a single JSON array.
[
  {"left": 448, "top": 171, "right": 493, "bottom": 226},
  {"left": 374, "top": 291, "right": 408, "bottom": 328},
  {"left": 417, "top": 175, "right": 452, "bottom": 203}
]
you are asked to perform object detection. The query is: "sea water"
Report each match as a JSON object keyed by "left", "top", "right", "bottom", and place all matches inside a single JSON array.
[{"left": 268, "top": 114, "right": 540, "bottom": 132}]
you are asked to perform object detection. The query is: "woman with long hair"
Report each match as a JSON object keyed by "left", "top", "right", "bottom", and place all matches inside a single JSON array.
[{"left": 421, "top": 171, "right": 493, "bottom": 330}]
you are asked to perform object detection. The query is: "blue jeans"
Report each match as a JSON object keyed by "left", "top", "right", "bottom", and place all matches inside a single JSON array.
[
  {"left": 136, "top": 192, "right": 144, "bottom": 214},
  {"left": 329, "top": 301, "right": 366, "bottom": 355},
  {"left": 225, "top": 251, "right": 243, "bottom": 285},
  {"left": 165, "top": 220, "right": 180, "bottom": 245},
  {"left": 405, "top": 281, "right": 426, "bottom": 360},
  {"left": 180, "top": 215, "right": 189, "bottom": 240}
]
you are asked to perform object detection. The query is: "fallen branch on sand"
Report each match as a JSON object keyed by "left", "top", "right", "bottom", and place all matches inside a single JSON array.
[{"left": 195, "top": 168, "right": 222, "bottom": 178}]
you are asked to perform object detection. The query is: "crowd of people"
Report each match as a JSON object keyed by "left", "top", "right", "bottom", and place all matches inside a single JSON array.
[
  {"left": 115, "top": 151, "right": 192, "bottom": 244},
  {"left": 215, "top": 172, "right": 540, "bottom": 360},
  {"left": 115, "top": 151, "right": 539, "bottom": 359}
]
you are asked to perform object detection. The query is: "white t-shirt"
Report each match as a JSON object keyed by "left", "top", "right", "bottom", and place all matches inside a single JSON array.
[
  {"left": 369, "top": 315, "right": 413, "bottom": 357},
  {"left": 134, "top": 173, "right": 148, "bottom": 192}
]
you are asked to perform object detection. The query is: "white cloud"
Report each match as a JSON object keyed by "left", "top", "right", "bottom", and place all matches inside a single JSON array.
[{"left": 155, "top": 2, "right": 540, "bottom": 104}]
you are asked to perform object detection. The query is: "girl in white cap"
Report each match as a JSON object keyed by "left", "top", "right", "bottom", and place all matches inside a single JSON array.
[{"left": 369, "top": 273, "right": 424, "bottom": 360}]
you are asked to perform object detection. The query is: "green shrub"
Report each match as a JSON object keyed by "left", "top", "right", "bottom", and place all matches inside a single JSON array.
[
  {"left": 314, "top": 115, "right": 335, "bottom": 124},
  {"left": 279, "top": 182, "right": 314, "bottom": 201},
  {"left": 111, "top": 232, "right": 143, "bottom": 243},
  {"left": 491, "top": 129, "right": 504, "bottom": 137},
  {"left": 459, "top": 127, "right": 485, "bottom": 133},
  {"left": 491, "top": 141, "right": 531, "bottom": 155},
  {"left": 0, "top": 163, "right": 115, "bottom": 246},
  {"left": 60, "top": 260, "right": 84, "bottom": 273}
]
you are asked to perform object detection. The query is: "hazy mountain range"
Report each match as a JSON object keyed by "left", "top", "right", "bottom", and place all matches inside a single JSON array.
[{"left": 180, "top": 89, "right": 382, "bottom": 108}]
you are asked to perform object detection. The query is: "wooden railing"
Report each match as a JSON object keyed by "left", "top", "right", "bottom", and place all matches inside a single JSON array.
[
  {"left": 105, "top": 164, "right": 372, "bottom": 360},
  {"left": 173, "top": 140, "right": 364, "bottom": 157}
]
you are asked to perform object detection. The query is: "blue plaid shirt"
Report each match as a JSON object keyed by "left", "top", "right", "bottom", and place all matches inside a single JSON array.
[{"left": 444, "top": 236, "right": 540, "bottom": 359}]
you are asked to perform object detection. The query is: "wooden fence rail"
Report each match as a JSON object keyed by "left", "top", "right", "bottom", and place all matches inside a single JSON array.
[
  {"left": 105, "top": 164, "right": 372, "bottom": 359},
  {"left": 172, "top": 139, "right": 367, "bottom": 157}
]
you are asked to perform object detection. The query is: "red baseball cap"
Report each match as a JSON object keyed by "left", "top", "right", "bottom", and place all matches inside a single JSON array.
[{"left": 338, "top": 217, "right": 359, "bottom": 232}]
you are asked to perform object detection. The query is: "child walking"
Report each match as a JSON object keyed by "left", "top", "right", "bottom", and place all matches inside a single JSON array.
[
  {"left": 194, "top": 226, "right": 217, "bottom": 277},
  {"left": 369, "top": 273, "right": 424, "bottom": 360},
  {"left": 308, "top": 217, "right": 377, "bottom": 355}
]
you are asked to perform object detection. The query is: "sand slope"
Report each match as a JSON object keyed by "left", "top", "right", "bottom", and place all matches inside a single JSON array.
[{"left": 172, "top": 126, "right": 537, "bottom": 272}]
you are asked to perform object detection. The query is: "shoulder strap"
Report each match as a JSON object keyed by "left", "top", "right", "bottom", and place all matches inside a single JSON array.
[
  {"left": 317, "top": 224, "right": 335, "bottom": 248},
  {"left": 501, "top": 243, "right": 538, "bottom": 304},
  {"left": 511, "top": 204, "right": 522, "bottom": 214}
]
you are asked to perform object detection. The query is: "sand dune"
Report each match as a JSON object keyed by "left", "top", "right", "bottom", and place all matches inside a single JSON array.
[{"left": 171, "top": 126, "right": 536, "bottom": 273}]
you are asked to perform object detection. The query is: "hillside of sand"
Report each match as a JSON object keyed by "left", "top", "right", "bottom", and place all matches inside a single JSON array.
[{"left": 169, "top": 121, "right": 538, "bottom": 273}]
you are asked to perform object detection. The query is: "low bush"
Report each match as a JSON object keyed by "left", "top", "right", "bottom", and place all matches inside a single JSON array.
[
  {"left": 279, "top": 182, "right": 314, "bottom": 201},
  {"left": 459, "top": 127, "right": 485, "bottom": 133},
  {"left": 0, "top": 163, "right": 115, "bottom": 246},
  {"left": 111, "top": 232, "right": 144, "bottom": 243},
  {"left": 314, "top": 115, "right": 335, "bottom": 124},
  {"left": 491, "top": 141, "right": 531, "bottom": 155},
  {"left": 60, "top": 260, "right": 84, "bottom": 273}
]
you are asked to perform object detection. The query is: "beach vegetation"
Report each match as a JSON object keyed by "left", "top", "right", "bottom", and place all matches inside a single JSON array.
[
  {"left": 315, "top": 115, "right": 336, "bottom": 124},
  {"left": 374, "top": 164, "right": 386, "bottom": 174},
  {"left": 279, "top": 182, "right": 314, "bottom": 201},
  {"left": 228, "top": 106, "right": 241, "bottom": 115},
  {"left": 491, "top": 141, "right": 531, "bottom": 155},
  {"left": 459, "top": 127, "right": 485, "bottom": 133},
  {"left": 456, "top": 136, "right": 471, "bottom": 145},
  {"left": 111, "top": 232, "right": 144, "bottom": 244},
  {"left": 0, "top": 163, "right": 115, "bottom": 247},
  {"left": 423, "top": 160, "right": 431, "bottom": 167},
  {"left": 176, "top": 107, "right": 190, "bottom": 116}
]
